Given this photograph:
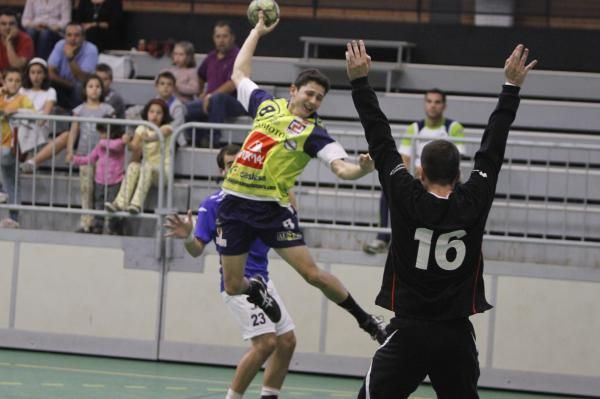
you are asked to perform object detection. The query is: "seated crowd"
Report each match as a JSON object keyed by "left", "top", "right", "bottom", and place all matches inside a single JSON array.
[{"left": 1, "top": 5, "right": 247, "bottom": 231}]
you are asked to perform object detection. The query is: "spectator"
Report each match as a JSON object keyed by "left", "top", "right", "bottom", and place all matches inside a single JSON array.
[
  {"left": 48, "top": 22, "right": 98, "bottom": 110},
  {"left": 63, "top": 74, "right": 115, "bottom": 233},
  {"left": 19, "top": 57, "right": 57, "bottom": 158},
  {"left": 185, "top": 20, "right": 246, "bottom": 148},
  {"left": 21, "top": 0, "right": 71, "bottom": 60},
  {"left": 154, "top": 70, "right": 186, "bottom": 147},
  {"left": 105, "top": 98, "right": 173, "bottom": 215},
  {"left": 0, "top": 67, "right": 33, "bottom": 228},
  {"left": 95, "top": 63, "right": 125, "bottom": 118},
  {"left": 363, "top": 88, "right": 465, "bottom": 255},
  {"left": 0, "top": 8, "right": 33, "bottom": 71},
  {"left": 70, "top": 119, "right": 126, "bottom": 234},
  {"left": 167, "top": 41, "right": 199, "bottom": 104},
  {"left": 75, "top": 0, "right": 123, "bottom": 53}
]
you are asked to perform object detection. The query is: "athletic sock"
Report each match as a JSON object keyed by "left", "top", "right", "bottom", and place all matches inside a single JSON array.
[
  {"left": 260, "top": 385, "right": 280, "bottom": 398},
  {"left": 225, "top": 388, "right": 243, "bottom": 399},
  {"left": 337, "top": 293, "right": 369, "bottom": 324}
]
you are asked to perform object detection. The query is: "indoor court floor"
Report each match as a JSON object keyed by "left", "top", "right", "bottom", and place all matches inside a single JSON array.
[{"left": 0, "top": 349, "right": 584, "bottom": 399}]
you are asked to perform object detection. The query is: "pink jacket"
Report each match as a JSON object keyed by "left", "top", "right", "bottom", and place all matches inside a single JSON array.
[{"left": 72, "top": 138, "right": 126, "bottom": 185}]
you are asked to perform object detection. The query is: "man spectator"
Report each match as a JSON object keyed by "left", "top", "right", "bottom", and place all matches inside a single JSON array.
[
  {"left": 363, "top": 88, "right": 465, "bottom": 254},
  {"left": 48, "top": 22, "right": 98, "bottom": 110},
  {"left": 185, "top": 20, "right": 246, "bottom": 148},
  {"left": 96, "top": 63, "right": 125, "bottom": 118},
  {"left": 21, "top": 0, "right": 71, "bottom": 59},
  {"left": 0, "top": 9, "right": 33, "bottom": 71}
]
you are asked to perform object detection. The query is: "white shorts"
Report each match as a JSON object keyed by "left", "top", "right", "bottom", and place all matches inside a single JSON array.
[{"left": 222, "top": 279, "right": 295, "bottom": 341}]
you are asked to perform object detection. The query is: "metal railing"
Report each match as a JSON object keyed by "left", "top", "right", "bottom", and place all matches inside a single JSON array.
[
  {"left": 1, "top": 113, "right": 167, "bottom": 245},
  {"left": 168, "top": 122, "right": 600, "bottom": 247}
]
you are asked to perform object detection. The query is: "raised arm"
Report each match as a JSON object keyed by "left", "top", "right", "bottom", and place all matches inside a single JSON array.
[
  {"left": 164, "top": 210, "right": 206, "bottom": 257},
  {"left": 346, "top": 40, "right": 401, "bottom": 178},
  {"left": 330, "top": 154, "right": 374, "bottom": 180},
  {"left": 472, "top": 44, "right": 536, "bottom": 182},
  {"left": 230, "top": 12, "right": 279, "bottom": 87}
]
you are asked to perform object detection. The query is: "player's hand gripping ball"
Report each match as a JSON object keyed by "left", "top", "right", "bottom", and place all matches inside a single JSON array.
[{"left": 247, "top": 0, "right": 280, "bottom": 27}]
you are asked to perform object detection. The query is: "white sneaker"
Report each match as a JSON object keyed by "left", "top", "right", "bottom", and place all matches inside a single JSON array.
[
  {"left": 0, "top": 192, "right": 7, "bottom": 203},
  {"left": 363, "top": 239, "right": 388, "bottom": 255},
  {"left": 0, "top": 218, "right": 20, "bottom": 228},
  {"left": 20, "top": 160, "right": 35, "bottom": 173}
]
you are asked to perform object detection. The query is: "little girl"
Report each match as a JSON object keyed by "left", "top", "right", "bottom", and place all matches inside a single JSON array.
[
  {"left": 106, "top": 98, "right": 172, "bottom": 214},
  {"left": 0, "top": 68, "right": 34, "bottom": 227},
  {"left": 167, "top": 41, "right": 199, "bottom": 104},
  {"left": 71, "top": 120, "right": 127, "bottom": 234},
  {"left": 19, "top": 58, "right": 57, "bottom": 158},
  {"left": 64, "top": 75, "right": 115, "bottom": 233}
]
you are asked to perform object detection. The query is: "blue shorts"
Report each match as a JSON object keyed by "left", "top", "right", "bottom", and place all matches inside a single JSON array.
[{"left": 216, "top": 195, "right": 305, "bottom": 255}]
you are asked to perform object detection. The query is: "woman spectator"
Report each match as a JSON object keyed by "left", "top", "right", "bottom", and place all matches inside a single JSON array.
[
  {"left": 167, "top": 41, "right": 199, "bottom": 104},
  {"left": 75, "top": 0, "right": 123, "bottom": 52},
  {"left": 21, "top": 0, "right": 71, "bottom": 60}
]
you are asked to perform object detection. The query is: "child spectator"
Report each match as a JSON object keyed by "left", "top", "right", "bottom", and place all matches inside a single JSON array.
[
  {"left": 71, "top": 119, "right": 126, "bottom": 234},
  {"left": 0, "top": 68, "right": 34, "bottom": 227},
  {"left": 155, "top": 71, "right": 186, "bottom": 147},
  {"left": 96, "top": 63, "right": 125, "bottom": 118},
  {"left": 63, "top": 74, "right": 115, "bottom": 233},
  {"left": 105, "top": 99, "right": 172, "bottom": 214},
  {"left": 19, "top": 58, "right": 57, "bottom": 159},
  {"left": 167, "top": 41, "right": 199, "bottom": 104}
]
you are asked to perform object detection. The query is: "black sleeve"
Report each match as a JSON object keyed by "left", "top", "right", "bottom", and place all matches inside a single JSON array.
[
  {"left": 351, "top": 77, "right": 411, "bottom": 196},
  {"left": 468, "top": 84, "right": 521, "bottom": 195}
]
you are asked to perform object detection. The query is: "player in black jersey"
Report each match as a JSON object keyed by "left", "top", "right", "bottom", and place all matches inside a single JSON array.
[{"left": 346, "top": 41, "right": 536, "bottom": 398}]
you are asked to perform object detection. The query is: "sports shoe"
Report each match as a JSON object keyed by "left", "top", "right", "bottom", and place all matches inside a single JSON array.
[
  {"left": 104, "top": 202, "right": 120, "bottom": 213},
  {"left": 246, "top": 275, "right": 281, "bottom": 323},
  {"left": 0, "top": 218, "right": 19, "bottom": 228},
  {"left": 362, "top": 239, "right": 388, "bottom": 255},
  {"left": 127, "top": 205, "right": 141, "bottom": 215},
  {"left": 0, "top": 192, "right": 7, "bottom": 203},
  {"left": 20, "top": 160, "right": 35, "bottom": 173},
  {"left": 360, "top": 315, "right": 388, "bottom": 344}
]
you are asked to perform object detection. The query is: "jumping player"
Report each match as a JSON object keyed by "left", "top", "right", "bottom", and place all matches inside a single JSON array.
[{"left": 216, "top": 12, "right": 387, "bottom": 343}]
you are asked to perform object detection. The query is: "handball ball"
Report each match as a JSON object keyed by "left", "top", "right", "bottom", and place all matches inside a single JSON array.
[{"left": 247, "top": 0, "right": 280, "bottom": 27}]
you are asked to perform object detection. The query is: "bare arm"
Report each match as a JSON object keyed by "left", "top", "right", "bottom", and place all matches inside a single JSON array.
[
  {"left": 4, "top": 30, "right": 27, "bottom": 69},
  {"left": 231, "top": 12, "right": 279, "bottom": 86},
  {"left": 48, "top": 66, "right": 74, "bottom": 88},
  {"left": 330, "top": 153, "right": 374, "bottom": 180},
  {"left": 164, "top": 210, "right": 206, "bottom": 257}
]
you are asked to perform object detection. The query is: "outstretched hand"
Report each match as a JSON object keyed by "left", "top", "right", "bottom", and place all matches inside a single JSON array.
[
  {"left": 504, "top": 44, "right": 537, "bottom": 87},
  {"left": 345, "top": 40, "right": 371, "bottom": 81},
  {"left": 164, "top": 209, "right": 194, "bottom": 239},
  {"left": 253, "top": 11, "right": 279, "bottom": 37}
]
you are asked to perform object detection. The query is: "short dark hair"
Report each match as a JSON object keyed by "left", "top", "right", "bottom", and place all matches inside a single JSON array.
[
  {"left": 23, "top": 60, "right": 50, "bottom": 90},
  {"left": 217, "top": 143, "right": 241, "bottom": 170},
  {"left": 214, "top": 20, "right": 234, "bottom": 36},
  {"left": 141, "top": 98, "right": 173, "bottom": 125},
  {"left": 3, "top": 67, "right": 22, "bottom": 78},
  {"left": 81, "top": 74, "right": 105, "bottom": 102},
  {"left": 294, "top": 69, "right": 330, "bottom": 94},
  {"left": 65, "top": 21, "right": 84, "bottom": 34},
  {"left": 425, "top": 88, "right": 446, "bottom": 103},
  {"left": 95, "top": 63, "right": 113, "bottom": 79},
  {"left": 97, "top": 115, "right": 124, "bottom": 139},
  {"left": 421, "top": 139, "right": 460, "bottom": 186},
  {"left": 155, "top": 70, "right": 176, "bottom": 85},
  {"left": 0, "top": 8, "right": 18, "bottom": 19}
]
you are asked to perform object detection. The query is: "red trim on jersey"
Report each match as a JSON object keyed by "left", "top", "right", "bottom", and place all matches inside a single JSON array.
[{"left": 472, "top": 253, "right": 483, "bottom": 314}]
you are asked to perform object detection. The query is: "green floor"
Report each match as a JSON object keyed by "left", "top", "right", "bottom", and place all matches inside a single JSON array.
[{"left": 0, "top": 349, "right": 582, "bottom": 399}]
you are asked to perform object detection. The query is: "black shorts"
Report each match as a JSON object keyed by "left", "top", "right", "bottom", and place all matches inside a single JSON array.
[
  {"left": 216, "top": 194, "right": 305, "bottom": 255},
  {"left": 358, "top": 317, "right": 480, "bottom": 399}
]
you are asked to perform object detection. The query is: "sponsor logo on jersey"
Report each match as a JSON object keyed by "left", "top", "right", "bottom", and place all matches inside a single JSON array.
[
  {"left": 473, "top": 169, "right": 488, "bottom": 178},
  {"left": 277, "top": 231, "right": 303, "bottom": 241},
  {"left": 286, "top": 119, "right": 308, "bottom": 136},
  {"left": 237, "top": 131, "right": 277, "bottom": 169},
  {"left": 284, "top": 139, "right": 297, "bottom": 151}
]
